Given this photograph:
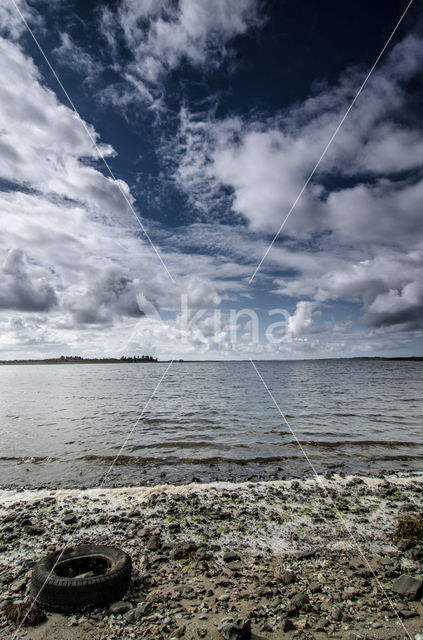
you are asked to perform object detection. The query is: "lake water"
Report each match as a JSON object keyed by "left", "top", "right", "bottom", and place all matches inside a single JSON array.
[{"left": 0, "top": 360, "right": 422, "bottom": 488}]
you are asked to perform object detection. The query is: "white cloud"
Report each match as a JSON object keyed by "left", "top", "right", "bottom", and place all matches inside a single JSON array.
[
  {"left": 0, "top": 7, "right": 421, "bottom": 359},
  {"left": 272, "top": 248, "right": 423, "bottom": 330},
  {"left": 113, "top": 0, "right": 261, "bottom": 79},
  {"left": 0, "top": 249, "right": 57, "bottom": 312},
  {"left": 166, "top": 30, "right": 423, "bottom": 338},
  {"left": 0, "top": 0, "right": 40, "bottom": 41},
  {"left": 366, "top": 281, "right": 423, "bottom": 329},
  {"left": 287, "top": 301, "right": 317, "bottom": 336},
  {"left": 99, "top": 0, "right": 263, "bottom": 106},
  {"left": 171, "top": 33, "right": 423, "bottom": 235},
  {"left": 0, "top": 37, "right": 133, "bottom": 219},
  {"left": 52, "top": 33, "right": 102, "bottom": 82}
]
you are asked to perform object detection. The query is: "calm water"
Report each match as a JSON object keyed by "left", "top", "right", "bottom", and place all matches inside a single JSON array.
[{"left": 0, "top": 360, "right": 422, "bottom": 488}]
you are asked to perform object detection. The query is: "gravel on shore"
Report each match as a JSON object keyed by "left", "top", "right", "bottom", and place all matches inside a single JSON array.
[{"left": 1, "top": 474, "right": 423, "bottom": 640}]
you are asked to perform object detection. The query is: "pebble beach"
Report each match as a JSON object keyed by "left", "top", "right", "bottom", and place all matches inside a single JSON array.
[{"left": 1, "top": 474, "right": 423, "bottom": 639}]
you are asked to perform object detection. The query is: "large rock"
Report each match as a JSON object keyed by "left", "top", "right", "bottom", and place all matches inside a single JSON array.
[
  {"left": 392, "top": 574, "right": 423, "bottom": 600},
  {"left": 169, "top": 541, "right": 197, "bottom": 560},
  {"left": 146, "top": 535, "right": 162, "bottom": 551},
  {"left": 218, "top": 617, "right": 251, "bottom": 640}
]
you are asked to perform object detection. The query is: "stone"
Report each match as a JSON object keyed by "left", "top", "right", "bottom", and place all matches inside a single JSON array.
[
  {"left": 316, "top": 617, "right": 329, "bottom": 630},
  {"left": 175, "top": 585, "right": 195, "bottom": 597},
  {"left": 281, "top": 618, "right": 296, "bottom": 631},
  {"left": 63, "top": 513, "right": 77, "bottom": 525},
  {"left": 291, "top": 593, "right": 309, "bottom": 607},
  {"left": 392, "top": 574, "right": 423, "bottom": 599},
  {"left": 135, "top": 602, "right": 151, "bottom": 616},
  {"left": 170, "top": 541, "right": 197, "bottom": 560},
  {"left": 11, "top": 578, "right": 26, "bottom": 592},
  {"left": 147, "top": 535, "right": 162, "bottom": 551},
  {"left": 223, "top": 551, "right": 240, "bottom": 563},
  {"left": 331, "top": 606, "right": 342, "bottom": 621},
  {"left": 342, "top": 587, "right": 358, "bottom": 600},
  {"left": 109, "top": 601, "right": 132, "bottom": 614},
  {"left": 24, "top": 525, "right": 45, "bottom": 536},
  {"left": 218, "top": 617, "right": 251, "bottom": 640},
  {"left": 309, "top": 581, "right": 321, "bottom": 593},
  {"left": 280, "top": 570, "right": 296, "bottom": 585},
  {"left": 123, "top": 609, "right": 138, "bottom": 623},
  {"left": 400, "top": 609, "right": 418, "bottom": 618}
]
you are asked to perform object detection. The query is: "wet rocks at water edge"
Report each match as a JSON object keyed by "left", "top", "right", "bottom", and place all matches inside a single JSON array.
[{"left": 0, "top": 474, "right": 423, "bottom": 638}]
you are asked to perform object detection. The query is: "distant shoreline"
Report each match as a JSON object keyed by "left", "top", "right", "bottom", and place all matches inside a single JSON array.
[{"left": 0, "top": 356, "right": 422, "bottom": 365}]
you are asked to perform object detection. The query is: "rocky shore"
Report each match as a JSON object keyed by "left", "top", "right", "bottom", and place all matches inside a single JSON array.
[{"left": 1, "top": 474, "right": 423, "bottom": 640}]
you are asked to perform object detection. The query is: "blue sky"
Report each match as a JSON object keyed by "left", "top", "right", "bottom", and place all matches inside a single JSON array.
[{"left": 0, "top": 0, "right": 422, "bottom": 360}]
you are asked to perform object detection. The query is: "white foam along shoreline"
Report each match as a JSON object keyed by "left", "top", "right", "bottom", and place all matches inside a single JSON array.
[{"left": 1, "top": 472, "right": 423, "bottom": 509}]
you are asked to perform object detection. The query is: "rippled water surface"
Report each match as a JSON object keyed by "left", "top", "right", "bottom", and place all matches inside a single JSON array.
[{"left": 0, "top": 360, "right": 422, "bottom": 487}]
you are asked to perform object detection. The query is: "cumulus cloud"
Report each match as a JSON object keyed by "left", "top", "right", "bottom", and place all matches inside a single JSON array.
[
  {"left": 365, "top": 282, "right": 423, "bottom": 329},
  {"left": 166, "top": 30, "right": 423, "bottom": 337},
  {"left": 0, "top": 3, "right": 421, "bottom": 359},
  {"left": 272, "top": 249, "right": 423, "bottom": 330},
  {"left": 171, "top": 33, "right": 423, "bottom": 236},
  {"left": 0, "top": 249, "right": 57, "bottom": 312},
  {"left": 65, "top": 268, "right": 144, "bottom": 325},
  {"left": 287, "top": 301, "right": 317, "bottom": 336},
  {"left": 0, "top": 37, "right": 135, "bottom": 220}
]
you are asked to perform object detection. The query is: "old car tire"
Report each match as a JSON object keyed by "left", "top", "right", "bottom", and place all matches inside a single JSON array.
[{"left": 30, "top": 544, "right": 132, "bottom": 612}]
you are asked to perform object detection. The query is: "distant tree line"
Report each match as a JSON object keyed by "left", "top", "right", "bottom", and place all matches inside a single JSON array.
[
  {"left": 119, "top": 355, "right": 158, "bottom": 362},
  {"left": 57, "top": 355, "right": 158, "bottom": 362}
]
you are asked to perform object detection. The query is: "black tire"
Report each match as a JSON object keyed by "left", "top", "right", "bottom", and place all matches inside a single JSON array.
[{"left": 30, "top": 544, "right": 132, "bottom": 612}]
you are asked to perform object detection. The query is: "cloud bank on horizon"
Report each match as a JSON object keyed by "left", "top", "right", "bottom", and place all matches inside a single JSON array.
[{"left": 0, "top": 0, "right": 422, "bottom": 360}]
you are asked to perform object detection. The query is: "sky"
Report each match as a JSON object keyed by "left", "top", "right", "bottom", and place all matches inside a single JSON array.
[{"left": 0, "top": 0, "right": 422, "bottom": 360}]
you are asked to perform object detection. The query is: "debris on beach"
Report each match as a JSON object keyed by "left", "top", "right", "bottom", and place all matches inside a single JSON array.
[{"left": 3, "top": 600, "right": 47, "bottom": 626}]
